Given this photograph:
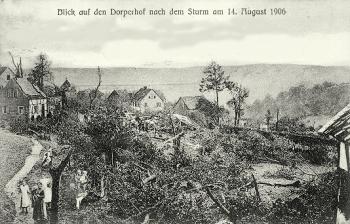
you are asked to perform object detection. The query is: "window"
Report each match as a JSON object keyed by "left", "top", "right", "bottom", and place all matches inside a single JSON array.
[
  {"left": 14, "top": 90, "right": 18, "bottom": 98},
  {"left": 18, "top": 106, "right": 24, "bottom": 114},
  {"left": 33, "top": 105, "right": 38, "bottom": 113},
  {"left": 7, "top": 75, "right": 10, "bottom": 80},
  {"left": 7, "top": 89, "right": 15, "bottom": 98},
  {"left": 156, "top": 102, "right": 161, "bottom": 107},
  {"left": 2, "top": 106, "right": 7, "bottom": 114}
]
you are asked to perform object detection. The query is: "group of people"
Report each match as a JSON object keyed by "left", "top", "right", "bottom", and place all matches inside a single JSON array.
[{"left": 19, "top": 178, "right": 52, "bottom": 222}]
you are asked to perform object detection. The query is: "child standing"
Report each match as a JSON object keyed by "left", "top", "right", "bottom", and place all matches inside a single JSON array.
[{"left": 19, "top": 180, "right": 31, "bottom": 214}]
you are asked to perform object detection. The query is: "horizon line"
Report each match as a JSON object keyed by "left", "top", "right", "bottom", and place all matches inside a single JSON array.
[{"left": 15, "top": 62, "right": 350, "bottom": 70}]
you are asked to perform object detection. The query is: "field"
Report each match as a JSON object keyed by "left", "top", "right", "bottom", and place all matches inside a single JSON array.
[{"left": 0, "top": 129, "right": 32, "bottom": 223}]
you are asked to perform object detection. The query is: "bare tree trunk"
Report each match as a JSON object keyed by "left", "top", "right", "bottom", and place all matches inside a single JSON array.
[
  {"left": 49, "top": 170, "right": 61, "bottom": 224},
  {"left": 49, "top": 152, "right": 72, "bottom": 224},
  {"left": 89, "top": 66, "right": 102, "bottom": 110},
  {"left": 205, "top": 187, "right": 236, "bottom": 224}
]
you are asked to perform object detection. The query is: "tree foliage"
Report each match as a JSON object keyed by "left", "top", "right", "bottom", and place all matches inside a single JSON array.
[
  {"left": 200, "top": 61, "right": 231, "bottom": 106},
  {"left": 28, "top": 53, "right": 52, "bottom": 90},
  {"left": 246, "top": 81, "right": 350, "bottom": 122}
]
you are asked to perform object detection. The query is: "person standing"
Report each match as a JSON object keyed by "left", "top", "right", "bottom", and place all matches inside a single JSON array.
[
  {"left": 75, "top": 169, "right": 82, "bottom": 189},
  {"left": 80, "top": 171, "right": 88, "bottom": 191},
  {"left": 19, "top": 180, "right": 31, "bottom": 214},
  {"left": 32, "top": 182, "right": 45, "bottom": 222},
  {"left": 44, "top": 182, "right": 52, "bottom": 209},
  {"left": 42, "top": 179, "right": 52, "bottom": 220}
]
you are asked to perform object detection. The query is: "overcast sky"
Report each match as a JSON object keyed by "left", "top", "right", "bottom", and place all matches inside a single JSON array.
[{"left": 0, "top": 0, "right": 350, "bottom": 68}]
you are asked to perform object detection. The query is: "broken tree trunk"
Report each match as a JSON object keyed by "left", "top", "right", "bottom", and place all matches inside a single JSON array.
[
  {"left": 142, "top": 174, "right": 157, "bottom": 185},
  {"left": 163, "top": 132, "right": 184, "bottom": 144},
  {"left": 258, "top": 180, "right": 301, "bottom": 188},
  {"left": 251, "top": 174, "right": 261, "bottom": 202},
  {"left": 205, "top": 187, "right": 236, "bottom": 224}
]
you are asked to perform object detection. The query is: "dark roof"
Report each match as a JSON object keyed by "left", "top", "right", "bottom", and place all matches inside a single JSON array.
[
  {"left": 107, "top": 90, "right": 119, "bottom": 100},
  {"left": 0, "top": 66, "right": 15, "bottom": 76},
  {"left": 15, "top": 78, "right": 46, "bottom": 98},
  {"left": 0, "top": 67, "right": 7, "bottom": 75},
  {"left": 60, "top": 79, "right": 71, "bottom": 91},
  {"left": 319, "top": 103, "right": 350, "bottom": 141},
  {"left": 179, "top": 96, "right": 206, "bottom": 110},
  {"left": 133, "top": 87, "right": 166, "bottom": 102}
]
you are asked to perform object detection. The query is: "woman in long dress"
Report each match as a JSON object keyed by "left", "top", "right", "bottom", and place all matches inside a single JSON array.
[
  {"left": 19, "top": 180, "right": 31, "bottom": 214},
  {"left": 32, "top": 183, "right": 45, "bottom": 221}
]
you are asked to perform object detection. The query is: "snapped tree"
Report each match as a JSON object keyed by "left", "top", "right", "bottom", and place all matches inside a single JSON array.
[
  {"left": 89, "top": 66, "right": 102, "bottom": 110},
  {"left": 8, "top": 52, "right": 24, "bottom": 78},
  {"left": 227, "top": 83, "right": 249, "bottom": 126}
]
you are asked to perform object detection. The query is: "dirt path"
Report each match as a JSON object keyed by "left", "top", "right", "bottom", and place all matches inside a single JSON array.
[{"left": 4, "top": 138, "right": 43, "bottom": 224}]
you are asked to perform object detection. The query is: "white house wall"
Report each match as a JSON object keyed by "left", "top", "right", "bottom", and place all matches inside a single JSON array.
[
  {"left": 337, "top": 142, "right": 350, "bottom": 224},
  {"left": 139, "top": 90, "right": 164, "bottom": 112},
  {"left": 29, "top": 98, "right": 47, "bottom": 119},
  {"left": 340, "top": 142, "right": 348, "bottom": 171}
]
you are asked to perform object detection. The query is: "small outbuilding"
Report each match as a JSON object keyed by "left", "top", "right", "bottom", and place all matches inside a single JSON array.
[{"left": 319, "top": 103, "right": 350, "bottom": 224}]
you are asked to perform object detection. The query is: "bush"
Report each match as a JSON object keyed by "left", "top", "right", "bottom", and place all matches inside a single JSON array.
[
  {"left": 267, "top": 171, "right": 337, "bottom": 223},
  {"left": 9, "top": 117, "right": 29, "bottom": 133}
]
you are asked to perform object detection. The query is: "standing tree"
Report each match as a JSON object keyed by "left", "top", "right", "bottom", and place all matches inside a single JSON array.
[
  {"left": 47, "top": 114, "right": 93, "bottom": 224},
  {"left": 275, "top": 108, "right": 280, "bottom": 131},
  {"left": 200, "top": 61, "right": 231, "bottom": 107},
  {"left": 227, "top": 83, "right": 249, "bottom": 126},
  {"left": 265, "top": 109, "right": 273, "bottom": 130},
  {"left": 200, "top": 61, "right": 231, "bottom": 124},
  {"left": 29, "top": 53, "right": 52, "bottom": 90}
]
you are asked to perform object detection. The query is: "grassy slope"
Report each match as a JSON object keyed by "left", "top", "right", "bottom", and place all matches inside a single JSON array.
[{"left": 0, "top": 129, "right": 32, "bottom": 223}]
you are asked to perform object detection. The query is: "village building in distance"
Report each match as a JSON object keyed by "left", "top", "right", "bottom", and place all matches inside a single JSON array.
[
  {"left": 131, "top": 86, "right": 166, "bottom": 112},
  {"left": 173, "top": 96, "right": 207, "bottom": 115},
  {"left": 0, "top": 78, "right": 47, "bottom": 121},
  {"left": 319, "top": 104, "right": 350, "bottom": 224}
]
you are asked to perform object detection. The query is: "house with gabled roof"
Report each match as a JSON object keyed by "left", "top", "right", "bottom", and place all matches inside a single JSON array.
[
  {"left": 319, "top": 103, "right": 350, "bottom": 223},
  {"left": 0, "top": 67, "right": 16, "bottom": 89},
  {"left": 60, "top": 78, "right": 72, "bottom": 92},
  {"left": 173, "top": 96, "right": 208, "bottom": 115},
  {"left": 107, "top": 90, "right": 119, "bottom": 102},
  {"left": 0, "top": 78, "right": 47, "bottom": 121},
  {"left": 132, "top": 86, "right": 166, "bottom": 112}
]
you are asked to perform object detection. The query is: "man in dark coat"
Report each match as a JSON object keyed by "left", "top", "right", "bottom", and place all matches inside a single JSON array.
[{"left": 32, "top": 182, "right": 45, "bottom": 222}]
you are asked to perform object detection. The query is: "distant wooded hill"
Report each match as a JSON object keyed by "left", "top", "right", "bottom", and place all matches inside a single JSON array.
[
  {"left": 245, "top": 82, "right": 350, "bottom": 126},
  {"left": 47, "top": 64, "right": 350, "bottom": 104}
]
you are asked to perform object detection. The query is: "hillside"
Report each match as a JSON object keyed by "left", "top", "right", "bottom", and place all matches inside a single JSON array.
[
  {"left": 245, "top": 81, "right": 350, "bottom": 130},
  {"left": 49, "top": 64, "right": 350, "bottom": 103}
]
